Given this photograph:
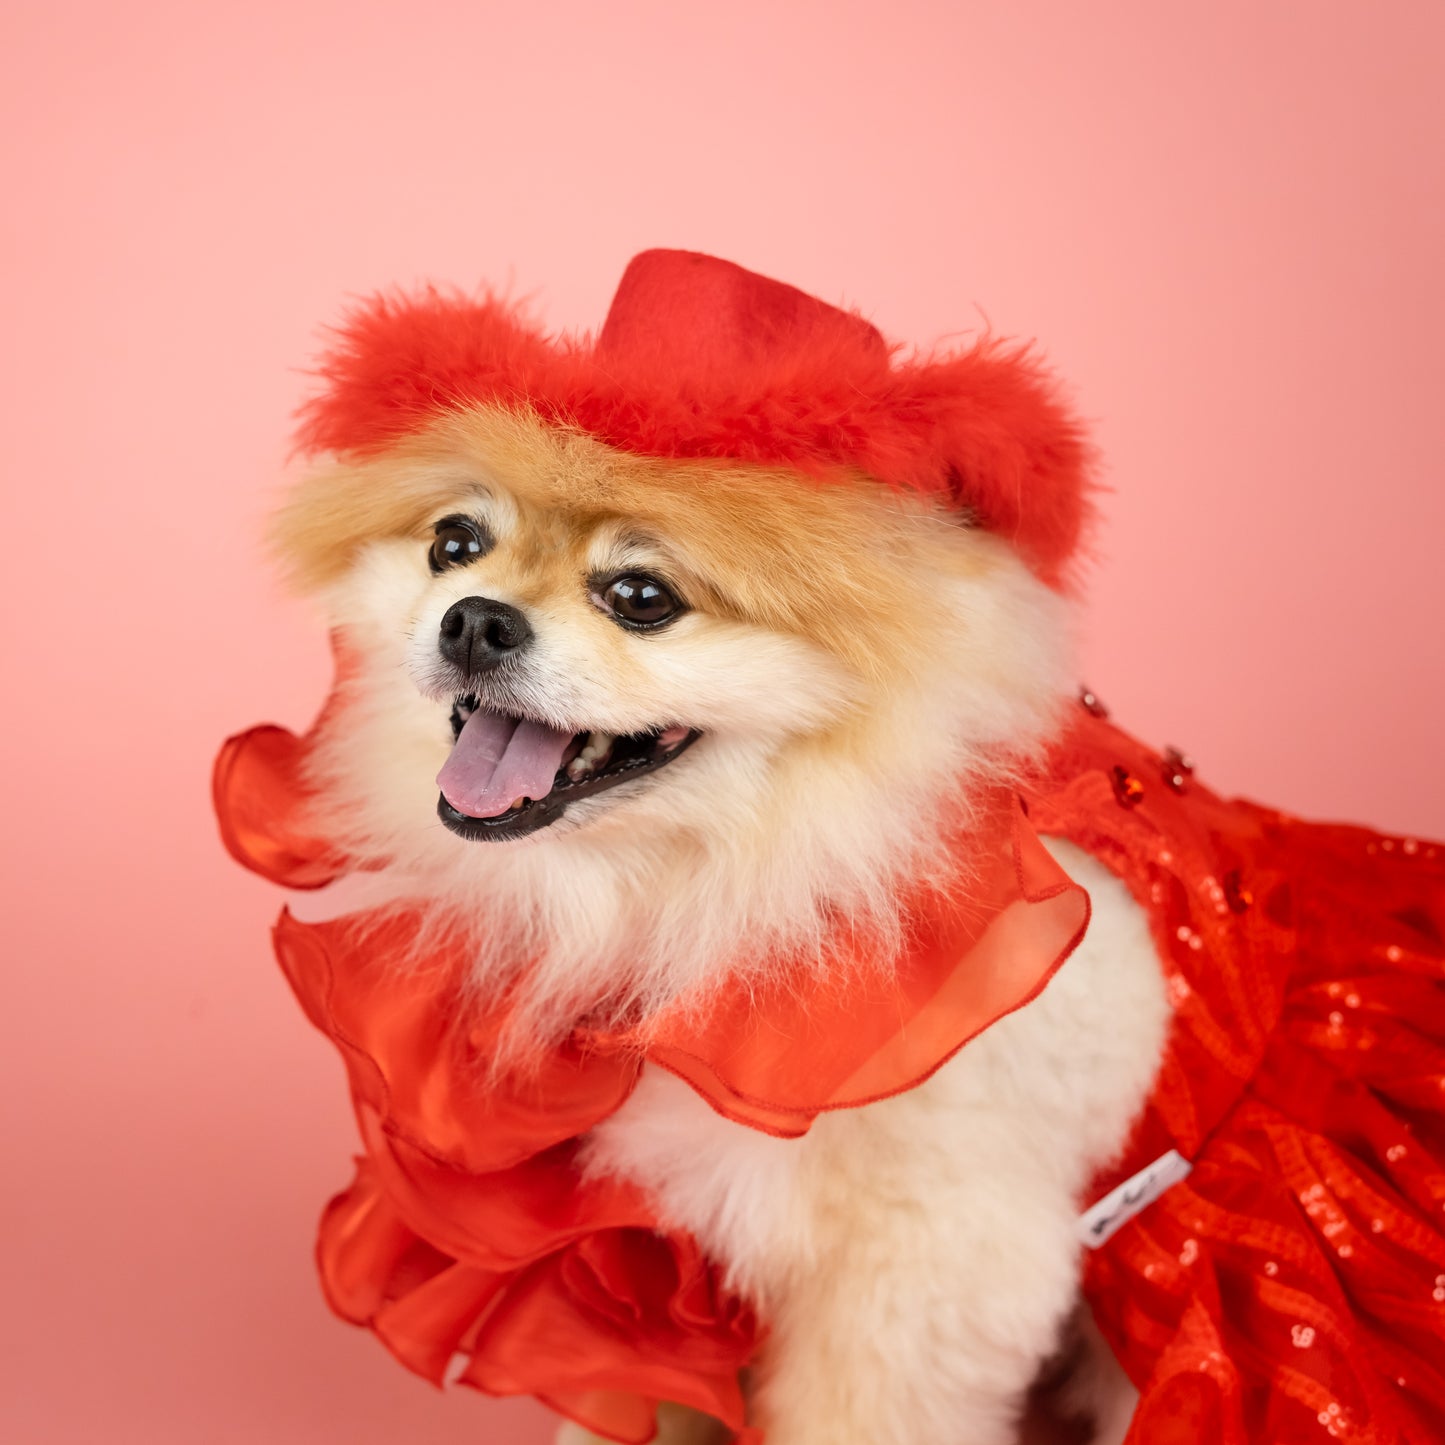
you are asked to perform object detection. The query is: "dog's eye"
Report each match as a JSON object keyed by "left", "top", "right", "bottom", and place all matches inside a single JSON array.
[
  {"left": 597, "top": 574, "right": 684, "bottom": 629},
  {"left": 429, "top": 517, "right": 492, "bottom": 574}
]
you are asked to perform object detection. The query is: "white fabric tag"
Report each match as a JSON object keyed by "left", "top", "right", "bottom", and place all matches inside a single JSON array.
[{"left": 1077, "top": 1149, "right": 1192, "bottom": 1249}]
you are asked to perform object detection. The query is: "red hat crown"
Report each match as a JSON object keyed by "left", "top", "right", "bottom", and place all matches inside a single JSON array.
[
  {"left": 596, "top": 249, "right": 890, "bottom": 375},
  {"left": 297, "top": 249, "right": 1091, "bottom": 587}
]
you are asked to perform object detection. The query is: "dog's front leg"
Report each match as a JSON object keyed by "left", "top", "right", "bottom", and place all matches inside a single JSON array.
[
  {"left": 588, "top": 1062, "right": 1088, "bottom": 1445},
  {"left": 742, "top": 1095, "right": 1088, "bottom": 1445}
]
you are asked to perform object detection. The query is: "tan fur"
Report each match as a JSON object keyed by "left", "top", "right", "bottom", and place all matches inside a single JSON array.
[{"left": 273, "top": 406, "right": 983, "bottom": 684}]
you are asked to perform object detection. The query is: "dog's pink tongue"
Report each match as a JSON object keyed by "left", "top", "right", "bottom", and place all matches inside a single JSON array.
[{"left": 437, "top": 710, "right": 573, "bottom": 818}]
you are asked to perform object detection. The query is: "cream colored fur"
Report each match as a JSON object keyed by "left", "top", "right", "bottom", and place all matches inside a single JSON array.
[{"left": 280, "top": 406, "right": 1172, "bottom": 1443}]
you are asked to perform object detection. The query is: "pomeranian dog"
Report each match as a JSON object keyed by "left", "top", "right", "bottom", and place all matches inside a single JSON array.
[{"left": 223, "top": 251, "right": 1445, "bottom": 1445}]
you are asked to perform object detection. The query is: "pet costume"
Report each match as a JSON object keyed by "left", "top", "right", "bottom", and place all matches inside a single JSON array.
[{"left": 216, "top": 252, "right": 1445, "bottom": 1444}]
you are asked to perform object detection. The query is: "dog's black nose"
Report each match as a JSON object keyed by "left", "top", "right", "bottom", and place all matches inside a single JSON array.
[{"left": 438, "top": 596, "right": 534, "bottom": 675}]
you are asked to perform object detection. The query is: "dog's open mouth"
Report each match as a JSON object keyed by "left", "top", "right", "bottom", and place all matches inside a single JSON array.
[{"left": 436, "top": 694, "right": 701, "bottom": 841}]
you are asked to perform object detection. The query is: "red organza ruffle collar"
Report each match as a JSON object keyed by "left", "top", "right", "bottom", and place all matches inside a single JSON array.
[{"left": 214, "top": 716, "right": 1089, "bottom": 1440}]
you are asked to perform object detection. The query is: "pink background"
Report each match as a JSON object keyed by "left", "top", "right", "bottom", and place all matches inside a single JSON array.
[{"left": 3, "top": 3, "right": 1442, "bottom": 1440}]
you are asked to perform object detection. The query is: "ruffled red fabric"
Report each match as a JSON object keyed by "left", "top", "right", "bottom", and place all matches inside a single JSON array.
[
  {"left": 215, "top": 704, "right": 1445, "bottom": 1442},
  {"left": 1031, "top": 717, "right": 1445, "bottom": 1445},
  {"left": 213, "top": 716, "right": 1089, "bottom": 1442}
]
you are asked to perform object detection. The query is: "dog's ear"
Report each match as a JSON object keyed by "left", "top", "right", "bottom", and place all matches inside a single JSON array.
[{"left": 269, "top": 456, "right": 450, "bottom": 593}]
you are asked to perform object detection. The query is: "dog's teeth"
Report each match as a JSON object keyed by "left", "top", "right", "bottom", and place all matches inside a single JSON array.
[
  {"left": 565, "top": 732, "right": 615, "bottom": 782},
  {"left": 509, "top": 796, "right": 527, "bottom": 811},
  {"left": 580, "top": 731, "right": 616, "bottom": 763}
]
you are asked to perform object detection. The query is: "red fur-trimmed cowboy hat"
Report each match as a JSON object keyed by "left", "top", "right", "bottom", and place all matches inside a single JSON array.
[{"left": 296, "top": 249, "right": 1092, "bottom": 586}]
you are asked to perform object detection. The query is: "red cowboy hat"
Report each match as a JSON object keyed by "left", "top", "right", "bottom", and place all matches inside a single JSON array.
[{"left": 296, "top": 249, "right": 1091, "bottom": 586}]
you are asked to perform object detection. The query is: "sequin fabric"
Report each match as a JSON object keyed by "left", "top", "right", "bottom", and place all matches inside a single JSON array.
[{"left": 1030, "top": 714, "right": 1445, "bottom": 1444}]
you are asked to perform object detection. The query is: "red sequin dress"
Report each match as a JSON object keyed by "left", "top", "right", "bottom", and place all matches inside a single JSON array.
[{"left": 214, "top": 703, "right": 1445, "bottom": 1444}]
